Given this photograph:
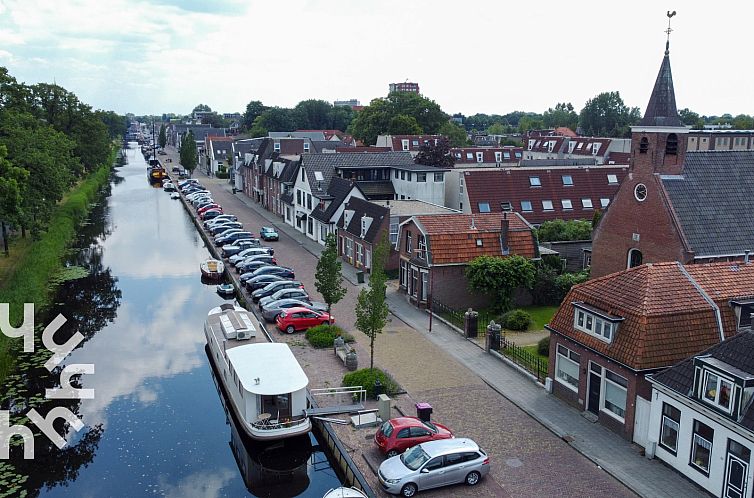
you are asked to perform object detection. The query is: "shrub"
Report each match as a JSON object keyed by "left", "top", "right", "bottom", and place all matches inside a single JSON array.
[
  {"left": 305, "top": 324, "right": 353, "bottom": 349},
  {"left": 555, "top": 270, "right": 590, "bottom": 298},
  {"left": 537, "top": 336, "right": 550, "bottom": 356},
  {"left": 215, "top": 171, "right": 229, "bottom": 179},
  {"left": 343, "top": 368, "right": 400, "bottom": 399},
  {"left": 500, "top": 309, "right": 531, "bottom": 331}
]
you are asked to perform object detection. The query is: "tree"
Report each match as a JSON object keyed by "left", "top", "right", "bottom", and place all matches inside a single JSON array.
[
  {"left": 387, "top": 114, "right": 422, "bottom": 135},
  {"left": 254, "top": 107, "right": 297, "bottom": 133},
  {"left": 355, "top": 238, "right": 390, "bottom": 370},
  {"left": 518, "top": 115, "right": 544, "bottom": 134},
  {"left": 414, "top": 137, "right": 454, "bottom": 168},
  {"left": 578, "top": 91, "right": 640, "bottom": 137},
  {"left": 179, "top": 130, "right": 198, "bottom": 176},
  {"left": 732, "top": 114, "right": 754, "bottom": 130},
  {"left": 438, "top": 121, "right": 469, "bottom": 146},
  {"left": 543, "top": 102, "right": 579, "bottom": 130},
  {"left": 0, "top": 144, "right": 28, "bottom": 255},
  {"left": 192, "top": 104, "right": 211, "bottom": 113},
  {"left": 679, "top": 108, "right": 704, "bottom": 129},
  {"left": 486, "top": 122, "right": 506, "bottom": 136},
  {"left": 294, "top": 99, "right": 335, "bottom": 130},
  {"left": 348, "top": 92, "right": 448, "bottom": 144},
  {"left": 158, "top": 123, "right": 166, "bottom": 149},
  {"left": 465, "top": 255, "right": 536, "bottom": 312},
  {"left": 242, "top": 100, "right": 268, "bottom": 130},
  {"left": 314, "top": 233, "right": 347, "bottom": 323},
  {"left": 536, "top": 219, "right": 592, "bottom": 242}
]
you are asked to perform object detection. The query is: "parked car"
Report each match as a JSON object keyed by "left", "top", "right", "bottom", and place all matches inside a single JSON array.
[
  {"left": 178, "top": 179, "right": 199, "bottom": 187},
  {"left": 377, "top": 438, "right": 489, "bottom": 496},
  {"left": 172, "top": 167, "right": 181, "bottom": 173},
  {"left": 163, "top": 183, "right": 176, "bottom": 192},
  {"left": 251, "top": 280, "right": 304, "bottom": 302},
  {"left": 185, "top": 190, "right": 209, "bottom": 199},
  {"left": 204, "top": 214, "right": 238, "bottom": 228},
  {"left": 228, "top": 247, "right": 273, "bottom": 265},
  {"left": 236, "top": 257, "right": 277, "bottom": 274},
  {"left": 200, "top": 209, "right": 224, "bottom": 220},
  {"left": 234, "top": 252, "right": 276, "bottom": 268},
  {"left": 209, "top": 222, "right": 243, "bottom": 235},
  {"left": 221, "top": 240, "right": 261, "bottom": 257},
  {"left": 259, "top": 288, "right": 309, "bottom": 308},
  {"left": 215, "top": 231, "right": 254, "bottom": 245},
  {"left": 197, "top": 204, "right": 222, "bottom": 216},
  {"left": 374, "top": 418, "right": 454, "bottom": 458},
  {"left": 250, "top": 265, "right": 295, "bottom": 279},
  {"left": 261, "top": 299, "right": 327, "bottom": 323},
  {"left": 243, "top": 274, "right": 288, "bottom": 290},
  {"left": 259, "top": 226, "right": 279, "bottom": 241},
  {"left": 276, "top": 307, "right": 332, "bottom": 334}
]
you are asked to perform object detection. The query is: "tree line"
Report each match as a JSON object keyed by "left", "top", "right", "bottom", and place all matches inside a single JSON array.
[{"left": 0, "top": 66, "right": 125, "bottom": 243}]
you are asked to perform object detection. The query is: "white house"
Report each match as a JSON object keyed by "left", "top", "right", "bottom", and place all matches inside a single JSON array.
[{"left": 647, "top": 329, "right": 754, "bottom": 498}]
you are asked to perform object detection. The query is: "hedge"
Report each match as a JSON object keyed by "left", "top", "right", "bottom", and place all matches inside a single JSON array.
[
  {"left": 305, "top": 324, "right": 354, "bottom": 349},
  {"left": 343, "top": 368, "right": 400, "bottom": 399}
]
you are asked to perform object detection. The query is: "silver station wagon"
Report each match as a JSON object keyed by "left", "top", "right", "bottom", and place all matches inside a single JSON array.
[{"left": 377, "top": 438, "right": 489, "bottom": 496}]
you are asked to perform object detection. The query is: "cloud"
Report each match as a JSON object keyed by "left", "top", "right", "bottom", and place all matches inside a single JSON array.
[{"left": 159, "top": 468, "right": 236, "bottom": 498}]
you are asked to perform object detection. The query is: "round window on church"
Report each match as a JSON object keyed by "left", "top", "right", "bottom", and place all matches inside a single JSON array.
[{"left": 634, "top": 183, "right": 647, "bottom": 202}]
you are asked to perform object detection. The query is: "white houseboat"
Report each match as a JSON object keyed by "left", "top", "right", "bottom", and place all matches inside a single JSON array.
[{"left": 204, "top": 303, "right": 311, "bottom": 440}]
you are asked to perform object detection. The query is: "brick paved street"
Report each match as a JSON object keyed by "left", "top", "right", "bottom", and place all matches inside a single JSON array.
[{"left": 171, "top": 155, "right": 639, "bottom": 497}]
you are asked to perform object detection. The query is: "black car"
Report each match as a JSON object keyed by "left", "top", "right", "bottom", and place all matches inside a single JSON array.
[
  {"left": 251, "top": 280, "right": 304, "bottom": 302},
  {"left": 243, "top": 274, "right": 288, "bottom": 290},
  {"left": 250, "top": 266, "right": 295, "bottom": 279},
  {"left": 237, "top": 258, "right": 277, "bottom": 274}
]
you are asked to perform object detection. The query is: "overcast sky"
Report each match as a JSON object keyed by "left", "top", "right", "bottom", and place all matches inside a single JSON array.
[{"left": 1, "top": 0, "right": 752, "bottom": 118}]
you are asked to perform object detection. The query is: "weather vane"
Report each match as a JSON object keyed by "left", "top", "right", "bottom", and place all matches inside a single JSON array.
[{"left": 665, "top": 10, "right": 677, "bottom": 54}]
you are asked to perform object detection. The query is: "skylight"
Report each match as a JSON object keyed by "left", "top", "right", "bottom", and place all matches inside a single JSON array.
[
  {"left": 478, "top": 202, "right": 491, "bottom": 213},
  {"left": 314, "top": 171, "right": 324, "bottom": 181},
  {"left": 529, "top": 176, "right": 541, "bottom": 187},
  {"left": 607, "top": 174, "right": 618, "bottom": 184},
  {"left": 562, "top": 175, "right": 573, "bottom": 186}
]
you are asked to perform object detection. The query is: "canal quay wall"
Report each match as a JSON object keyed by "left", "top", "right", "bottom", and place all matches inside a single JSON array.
[{"left": 171, "top": 174, "right": 376, "bottom": 498}]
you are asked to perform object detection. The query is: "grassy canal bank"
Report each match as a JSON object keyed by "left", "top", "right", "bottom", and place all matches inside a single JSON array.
[{"left": 0, "top": 148, "right": 117, "bottom": 383}]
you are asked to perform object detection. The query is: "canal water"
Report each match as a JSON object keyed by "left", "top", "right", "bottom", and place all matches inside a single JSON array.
[{"left": 2, "top": 144, "right": 343, "bottom": 497}]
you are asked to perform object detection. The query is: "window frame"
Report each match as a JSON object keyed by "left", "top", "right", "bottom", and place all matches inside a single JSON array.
[
  {"left": 434, "top": 172, "right": 444, "bottom": 182},
  {"left": 561, "top": 199, "right": 573, "bottom": 210},
  {"left": 602, "top": 369, "right": 628, "bottom": 421},
  {"left": 529, "top": 176, "right": 542, "bottom": 187},
  {"left": 478, "top": 202, "right": 491, "bottom": 213},
  {"left": 542, "top": 200, "right": 554, "bottom": 211},
  {"left": 521, "top": 200, "right": 533, "bottom": 212},
  {"left": 555, "top": 344, "right": 580, "bottom": 392},
  {"left": 581, "top": 198, "right": 593, "bottom": 209},
  {"left": 689, "top": 419, "right": 714, "bottom": 475},
  {"left": 607, "top": 174, "right": 618, "bottom": 185},
  {"left": 562, "top": 175, "right": 574, "bottom": 186},
  {"left": 701, "top": 370, "right": 735, "bottom": 414},
  {"left": 659, "top": 402, "right": 681, "bottom": 455},
  {"left": 416, "top": 172, "right": 427, "bottom": 182}
]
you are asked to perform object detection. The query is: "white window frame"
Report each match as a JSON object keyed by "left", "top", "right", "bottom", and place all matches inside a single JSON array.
[
  {"left": 521, "top": 200, "right": 533, "bottom": 212},
  {"left": 346, "top": 238, "right": 354, "bottom": 258},
  {"left": 573, "top": 308, "right": 616, "bottom": 343},
  {"left": 356, "top": 243, "right": 364, "bottom": 264},
  {"left": 529, "top": 176, "right": 541, "bottom": 187},
  {"left": 607, "top": 174, "right": 618, "bottom": 185},
  {"left": 303, "top": 142, "right": 310, "bottom": 152},
  {"left": 690, "top": 420, "right": 714, "bottom": 474},
  {"left": 542, "top": 200, "right": 554, "bottom": 211},
  {"left": 562, "top": 175, "right": 573, "bottom": 186},
  {"left": 417, "top": 172, "right": 427, "bottom": 182},
  {"left": 581, "top": 198, "right": 593, "bottom": 209},
  {"left": 389, "top": 218, "right": 399, "bottom": 245},
  {"left": 495, "top": 151, "right": 502, "bottom": 162},
  {"left": 659, "top": 402, "right": 681, "bottom": 454},
  {"left": 555, "top": 344, "right": 580, "bottom": 392},
  {"left": 274, "top": 142, "right": 281, "bottom": 152},
  {"left": 476, "top": 152, "right": 484, "bottom": 163},
  {"left": 701, "top": 370, "right": 735, "bottom": 414},
  {"left": 562, "top": 199, "right": 573, "bottom": 210},
  {"left": 478, "top": 202, "right": 491, "bottom": 213},
  {"left": 434, "top": 172, "right": 444, "bottom": 182},
  {"left": 602, "top": 369, "right": 628, "bottom": 421},
  {"left": 418, "top": 235, "right": 427, "bottom": 260},
  {"left": 466, "top": 152, "right": 473, "bottom": 160},
  {"left": 600, "top": 198, "right": 610, "bottom": 208},
  {"left": 401, "top": 139, "right": 409, "bottom": 151}
]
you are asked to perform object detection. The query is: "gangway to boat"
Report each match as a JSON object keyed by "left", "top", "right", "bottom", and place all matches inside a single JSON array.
[{"left": 305, "top": 386, "right": 366, "bottom": 417}]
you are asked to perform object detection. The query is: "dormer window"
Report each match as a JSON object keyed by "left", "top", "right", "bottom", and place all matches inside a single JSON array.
[
  {"left": 731, "top": 300, "right": 754, "bottom": 331},
  {"left": 572, "top": 302, "right": 623, "bottom": 343},
  {"left": 702, "top": 370, "right": 733, "bottom": 412}
]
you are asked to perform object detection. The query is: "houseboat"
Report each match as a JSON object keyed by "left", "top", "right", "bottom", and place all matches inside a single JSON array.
[{"left": 204, "top": 304, "right": 311, "bottom": 440}]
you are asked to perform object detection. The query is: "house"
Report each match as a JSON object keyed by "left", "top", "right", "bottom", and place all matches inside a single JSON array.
[
  {"left": 450, "top": 165, "right": 628, "bottom": 224},
  {"left": 309, "top": 177, "right": 365, "bottom": 245},
  {"left": 648, "top": 330, "right": 754, "bottom": 498},
  {"left": 375, "top": 135, "right": 445, "bottom": 156},
  {"left": 687, "top": 130, "right": 754, "bottom": 152},
  {"left": 205, "top": 136, "right": 234, "bottom": 176},
  {"left": 451, "top": 146, "right": 523, "bottom": 167},
  {"left": 546, "top": 260, "right": 754, "bottom": 446},
  {"left": 169, "top": 124, "right": 224, "bottom": 150},
  {"left": 521, "top": 135, "right": 631, "bottom": 165},
  {"left": 264, "top": 157, "right": 300, "bottom": 220},
  {"left": 337, "top": 197, "right": 389, "bottom": 271},
  {"left": 396, "top": 212, "right": 538, "bottom": 308},
  {"left": 590, "top": 40, "right": 754, "bottom": 278},
  {"left": 231, "top": 138, "right": 263, "bottom": 191}
]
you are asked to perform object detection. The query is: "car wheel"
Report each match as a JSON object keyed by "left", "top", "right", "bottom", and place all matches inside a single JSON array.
[
  {"left": 400, "top": 483, "right": 417, "bottom": 497},
  {"left": 465, "top": 471, "right": 481, "bottom": 486},
  {"left": 285, "top": 325, "right": 295, "bottom": 334},
  {"left": 386, "top": 449, "right": 399, "bottom": 458}
]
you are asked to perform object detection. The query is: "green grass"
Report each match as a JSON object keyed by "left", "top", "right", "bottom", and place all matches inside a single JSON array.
[
  {"left": 522, "top": 344, "right": 550, "bottom": 362},
  {"left": 520, "top": 305, "right": 559, "bottom": 330},
  {"left": 0, "top": 149, "right": 115, "bottom": 383}
]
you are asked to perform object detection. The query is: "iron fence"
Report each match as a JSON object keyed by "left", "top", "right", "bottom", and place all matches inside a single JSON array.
[
  {"left": 430, "top": 299, "right": 495, "bottom": 338},
  {"left": 498, "top": 338, "right": 548, "bottom": 383}
]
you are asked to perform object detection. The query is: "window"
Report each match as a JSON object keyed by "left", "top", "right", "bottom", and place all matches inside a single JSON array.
[
  {"left": 405, "top": 232, "right": 412, "bottom": 253},
  {"left": 514, "top": 151, "right": 522, "bottom": 159},
  {"left": 690, "top": 420, "right": 714, "bottom": 474},
  {"left": 628, "top": 248, "right": 643, "bottom": 269},
  {"left": 573, "top": 308, "right": 617, "bottom": 342},
  {"left": 274, "top": 142, "right": 281, "bottom": 152},
  {"left": 412, "top": 140, "right": 419, "bottom": 146},
  {"left": 542, "top": 200, "right": 554, "bottom": 211},
  {"left": 501, "top": 201, "right": 512, "bottom": 211},
  {"left": 639, "top": 137, "right": 649, "bottom": 154},
  {"left": 562, "top": 175, "right": 573, "bottom": 186},
  {"left": 307, "top": 217, "right": 313, "bottom": 235},
  {"left": 495, "top": 151, "right": 502, "bottom": 162},
  {"left": 320, "top": 224, "right": 328, "bottom": 241},
  {"left": 466, "top": 152, "right": 473, "bottom": 160},
  {"left": 529, "top": 176, "right": 541, "bottom": 187},
  {"left": 581, "top": 198, "right": 593, "bottom": 209},
  {"left": 434, "top": 172, "right": 444, "bottom": 182},
  {"left": 521, "top": 200, "right": 533, "bottom": 212},
  {"left": 301, "top": 168, "right": 306, "bottom": 182},
  {"left": 476, "top": 152, "right": 484, "bottom": 163},
  {"left": 400, "top": 171, "right": 405, "bottom": 180},
  {"left": 737, "top": 302, "right": 754, "bottom": 329},
  {"left": 478, "top": 202, "right": 491, "bottom": 213},
  {"left": 659, "top": 403, "right": 681, "bottom": 454},
  {"left": 303, "top": 142, "right": 310, "bottom": 152},
  {"left": 555, "top": 344, "right": 580, "bottom": 391},
  {"left": 600, "top": 198, "right": 610, "bottom": 208},
  {"left": 416, "top": 172, "right": 426, "bottom": 182},
  {"left": 307, "top": 194, "right": 312, "bottom": 210},
  {"left": 702, "top": 371, "right": 733, "bottom": 412},
  {"left": 346, "top": 238, "right": 354, "bottom": 258},
  {"left": 418, "top": 235, "right": 427, "bottom": 260},
  {"left": 356, "top": 243, "right": 363, "bottom": 264},
  {"left": 401, "top": 139, "right": 409, "bottom": 151},
  {"left": 394, "top": 170, "right": 399, "bottom": 179},
  {"left": 389, "top": 217, "right": 399, "bottom": 245},
  {"left": 296, "top": 189, "right": 302, "bottom": 205},
  {"left": 503, "top": 151, "right": 511, "bottom": 160},
  {"left": 607, "top": 174, "right": 618, "bottom": 185},
  {"left": 400, "top": 260, "right": 408, "bottom": 287},
  {"left": 666, "top": 133, "right": 678, "bottom": 155},
  {"left": 603, "top": 370, "right": 627, "bottom": 420}
]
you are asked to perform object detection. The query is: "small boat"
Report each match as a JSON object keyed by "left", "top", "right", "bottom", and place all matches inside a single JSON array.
[
  {"left": 200, "top": 259, "right": 224, "bottom": 280},
  {"left": 170, "top": 192, "right": 180, "bottom": 199},
  {"left": 217, "top": 283, "right": 235, "bottom": 297},
  {"left": 323, "top": 488, "right": 368, "bottom": 498}
]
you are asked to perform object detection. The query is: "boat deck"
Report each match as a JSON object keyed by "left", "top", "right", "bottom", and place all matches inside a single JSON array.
[{"left": 205, "top": 304, "right": 271, "bottom": 353}]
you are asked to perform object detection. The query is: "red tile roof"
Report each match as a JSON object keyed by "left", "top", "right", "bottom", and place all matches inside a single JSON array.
[
  {"left": 464, "top": 166, "right": 628, "bottom": 224},
  {"left": 548, "top": 261, "right": 754, "bottom": 370},
  {"left": 555, "top": 127, "right": 578, "bottom": 138},
  {"left": 412, "top": 212, "right": 537, "bottom": 265},
  {"left": 606, "top": 152, "right": 631, "bottom": 164}
]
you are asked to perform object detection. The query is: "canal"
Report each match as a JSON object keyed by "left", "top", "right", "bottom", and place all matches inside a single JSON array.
[{"left": 2, "top": 144, "right": 344, "bottom": 497}]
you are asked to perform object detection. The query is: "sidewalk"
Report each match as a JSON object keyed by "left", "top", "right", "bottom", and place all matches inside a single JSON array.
[{"left": 386, "top": 290, "right": 708, "bottom": 498}]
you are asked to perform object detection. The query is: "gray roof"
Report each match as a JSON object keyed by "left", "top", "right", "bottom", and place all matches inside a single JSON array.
[
  {"left": 312, "top": 140, "right": 347, "bottom": 153},
  {"left": 639, "top": 46, "right": 682, "bottom": 127},
  {"left": 310, "top": 177, "right": 356, "bottom": 223},
  {"left": 315, "top": 151, "right": 415, "bottom": 170},
  {"left": 662, "top": 150, "right": 754, "bottom": 257},
  {"left": 339, "top": 196, "right": 389, "bottom": 244},
  {"left": 301, "top": 154, "right": 338, "bottom": 198},
  {"left": 233, "top": 139, "right": 262, "bottom": 156},
  {"left": 356, "top": 181, "right": 395, "bottom": 200},
  {"left": 652, "top": 331, "right": 754, "bottom": 431},
  {"left": 269, "top": 131, "right": 326, "bottom": 141}
]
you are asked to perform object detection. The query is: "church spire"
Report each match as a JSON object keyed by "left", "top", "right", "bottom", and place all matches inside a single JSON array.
[{"left": 639, "top": 11, "right": 682, "bottom": 127}]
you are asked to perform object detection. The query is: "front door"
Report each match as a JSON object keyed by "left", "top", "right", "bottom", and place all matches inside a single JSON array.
[
  {"left": 725, "top": 440, "right": 751, "bottom": 498},
  {"left": 588, "top": 368, "right": 602, "bottom": 415}
]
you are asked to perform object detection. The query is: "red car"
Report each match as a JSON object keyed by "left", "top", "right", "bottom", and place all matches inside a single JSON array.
[
  {"left": 374, "top": 417, "right": 453, "bottom": 457},
  {"left": 200, "top": 208, "right": 224, "bottom": 220},
  {"left": 197, "top": 204, "right": 221, "bottom": 215},
  {"left": 275, "top": 307, "right": 333, "bottom": 334}
]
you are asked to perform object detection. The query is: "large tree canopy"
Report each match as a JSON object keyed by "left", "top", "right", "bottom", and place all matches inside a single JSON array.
[
  {"left": 543, "top": 102, "right": 579, "bottom": 131},
  {"left": 578, "top": 91, "right": 641, "bottom": 137}
]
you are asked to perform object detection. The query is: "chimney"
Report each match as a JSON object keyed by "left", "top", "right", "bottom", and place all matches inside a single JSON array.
[
  {"left": 745, "top": 250, "right": 751, "bottom": 264},
  {"left": 500, "top": 215, "right": 510, "bottom": 255}
]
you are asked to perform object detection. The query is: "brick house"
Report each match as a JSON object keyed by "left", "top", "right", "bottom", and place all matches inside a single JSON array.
[
  {"left": 590, "top": 41, "right": 754, "bottom": 278},
  {"left": 375, "top": 135, "right": 445, "bottom": 156},
  {"left": 337, "top": 197, "right": 390, "bottom": 271},
  {"left": 546, "top": 261, "right": 754, "bottom": 445},
  {"left": 521, "top": 134, "right": 631, "bottom": 165},
  {"left": 396, "top": 212, "right": 538, "bottom": 308},
  {"left": 450, "top": 146, "right": 523, "bottom": 167}
]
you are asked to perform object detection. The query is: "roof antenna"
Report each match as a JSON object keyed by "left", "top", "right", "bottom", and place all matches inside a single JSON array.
[{"left": 665, "top": 11, "right": 677, "bottom": 55}]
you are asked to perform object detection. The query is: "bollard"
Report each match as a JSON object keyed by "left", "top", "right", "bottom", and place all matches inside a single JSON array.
[
  {"left": 464, "top": 308, "right": 479, "bottom": 338},
  {"left": 485, "top": 320, "right": 502, "bottom": 352}
]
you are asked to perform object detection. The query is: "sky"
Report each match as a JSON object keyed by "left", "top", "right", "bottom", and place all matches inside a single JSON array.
[{"left": 1, "top": 0, "right": 753, "bottom": 118}]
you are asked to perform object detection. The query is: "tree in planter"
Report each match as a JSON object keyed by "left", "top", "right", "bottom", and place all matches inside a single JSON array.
[
  {"left": 465, "top": 255, "right": 536, "bottom": 312},
  {"left": 355, "top": 237, "right": 389, "bottom": 369},
  {"left": 179, "top": 130, "right": 198, "bottom": 176},
  {"left": 158, "top": 123, "right": 166, "bottom": 149},
  {"left": 315, "top": 233, "right": 347, "bottom": 323}
]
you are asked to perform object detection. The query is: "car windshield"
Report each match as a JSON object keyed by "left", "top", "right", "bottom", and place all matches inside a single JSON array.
[
  {"left": 380, "top": 421, "right": 393, "bottom": 437},
  {"left": 422, "top": 421, "right": 438, "bottom": 433},
  {"left": 401, "top": 445, "right": 430, "bottom": 471}
]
